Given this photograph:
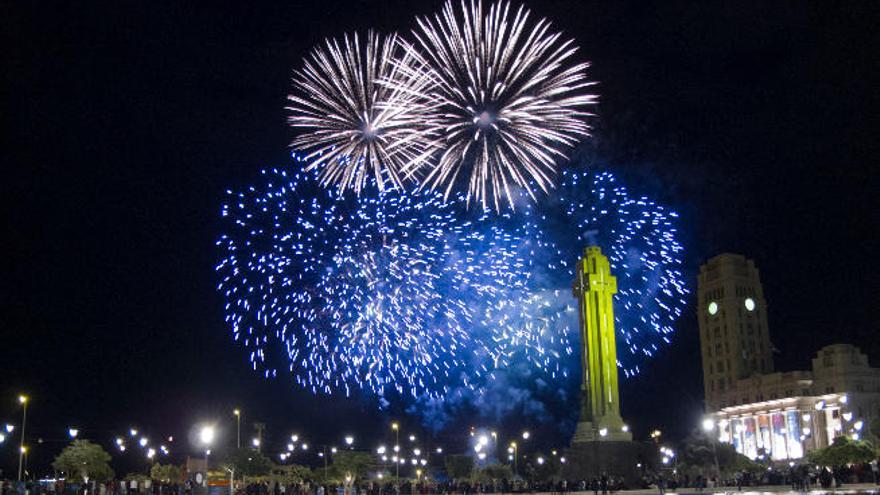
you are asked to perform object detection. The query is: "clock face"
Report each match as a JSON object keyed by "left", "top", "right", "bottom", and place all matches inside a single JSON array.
[
  {"left": 708, "top": 301, "right": 719, "bottom": 315},
  {"left": 744, "top": 298, "right": 756, "bottom": 311}
]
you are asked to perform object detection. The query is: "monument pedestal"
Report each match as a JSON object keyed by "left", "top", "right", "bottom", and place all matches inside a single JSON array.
[
  {"left": 572, "top": 420, "right": 632, "bottom": 442},
  {"left": 562, "top": 441, "right": 655, "bottom": 488}
]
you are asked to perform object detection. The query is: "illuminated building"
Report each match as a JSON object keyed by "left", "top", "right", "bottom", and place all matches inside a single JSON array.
[
  {"left": 699, "top": 254, "right": 880, "bottom": 460},
  {"left": 698, "top": 253, "right": 773, "bottom": 410}
]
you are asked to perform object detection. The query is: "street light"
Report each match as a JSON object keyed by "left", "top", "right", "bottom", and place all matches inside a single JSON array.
[
  {"left": 17, "top": 394, "right": 28, "bottom": 482},
  {"left": 68, "top": 428, "right": 79, "bottom": 439},
  {"left": 701, "top": 418, "right": 721, "bottom": 476},
  {"left": 200, "top": 425, "right": 215, "bottom": 476},
  {"left": 233, "top": 409, "right": 241, "bottom": 449},
  {"left": 252, "top": 438, "right": 261, "bottom": 448},
  {"left": 522, "top": 431, "right": 530, "bottom": 440},
  {"left": 509, "top": 442, "right": 518, "bottom": 476},
  {"left": 5, "top": 424, "right": 13, "bottom": 433},
  {"left": 344, "top": 436, "right": 354, "bottom": 447},
  {"left": 391, "top": 423, "right": 400, "bottom": 487}
]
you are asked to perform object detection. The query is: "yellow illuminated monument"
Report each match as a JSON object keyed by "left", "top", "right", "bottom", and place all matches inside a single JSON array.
[{"left": 571, "top": 246, "right": 632, "bottom": 442}]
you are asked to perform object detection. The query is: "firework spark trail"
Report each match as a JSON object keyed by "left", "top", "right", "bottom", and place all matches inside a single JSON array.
[
  {"left": 287, "top": 31, "right": 438, "bottom": 195},
  {"left": 216, "top": 156, "right": 686, "bottom": 400},
  {"left": 397, "top": 0, "right": 597, "bottom": 211},
  {"left": 216, "top": 153, "right": 543, "bottom": 399},
  {"left": 553, "top": 168, "right": 688, "bottom": 377}
]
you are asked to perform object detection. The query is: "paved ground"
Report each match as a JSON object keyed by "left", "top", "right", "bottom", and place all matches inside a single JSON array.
[{"left": 606, "top": 484, "right": 880, "bottom": 495}]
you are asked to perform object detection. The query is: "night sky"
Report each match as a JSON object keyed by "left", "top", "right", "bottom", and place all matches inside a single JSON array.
[{"left": 3, "top": 0, "right": 877, "bottom": 477}]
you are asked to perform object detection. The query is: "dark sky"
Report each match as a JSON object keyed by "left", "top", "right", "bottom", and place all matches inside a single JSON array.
[{"left": 2, "top": 0, "right": 877, "bottom": 477}]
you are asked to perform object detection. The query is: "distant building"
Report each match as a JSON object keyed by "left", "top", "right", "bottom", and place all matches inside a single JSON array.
[
  {"left": 698, "top": 254, "right": 880, "bottom": 461},
  {"left": 697, "top": 253, "right": 774, "bottom": 410}
]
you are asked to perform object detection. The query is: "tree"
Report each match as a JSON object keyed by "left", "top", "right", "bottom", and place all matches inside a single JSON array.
[
  {"left": 529, "top": 453, "right": 561, "bottom": 482},
  {"left": 53, "top": 440, "right": 114, "bottom": 483},
  {"left": 445, "top": 455, "right": 474, "bottom": 482},
  {"left": 273, "top": 464, "right": 313, "bottom": 484},
  {"left": 807, "top": 436, "right": 876, "bottom": 468},
  {"left": 478, "top": 464, "right": 513, "bottom": 481},
  {"left": 223, "top": 448, "right": 274, "bottom": 478},
  {"left": 151, "top": 463, "right": 183, "bottom": 482},
  {"left": 679, "top": 429, "right": 759, "bottom": 478},
  {"left": 330, "top": 451, "right": 374, "bottom": 483}
]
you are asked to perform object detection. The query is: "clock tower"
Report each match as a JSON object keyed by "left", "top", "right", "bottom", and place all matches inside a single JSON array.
[{"left": 698, "top": 253, "right": 773, "bottom": 411}]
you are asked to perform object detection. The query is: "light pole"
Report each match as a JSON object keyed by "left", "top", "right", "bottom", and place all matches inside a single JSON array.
[
  {"left": 702, "top": 418, "right": 721, "bottom": 478},
  {"left": 233, "top": 409, "right": 241, "bottom": 449},
  {"left": 509, "top": 442, "right": 518, "bottom": 477},
  {"left": 17, "top": 394, "right": 28, "bottom": 481},
  {"left": 391, "top": 422, "right": 400, "bottom": 488},
  {"left": 200, "top": 425, "right": 216, "bottom": 480}
]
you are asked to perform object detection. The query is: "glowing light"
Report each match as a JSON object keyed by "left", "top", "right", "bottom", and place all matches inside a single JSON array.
[
  {"left": 401, "top": 0, "right": 596, "bottom": 210},
  {"left": 68, "top": 428, "right": 78, "bottom": 439},
  {"left": 344, "top": 436, "right": 354, "bottom": 446},
  {"left": 217, "top": 160, "right": 540, "bottom": 399},
  {"left": 599, "top": 428, "right": 608, "bottom": 437},
  {"left": 199, "top": 426, "right": 215, "bottom": 446},
  {"left": 5, "top": 424, "right": 14, "bottom": 433},
  {"left": 287, "top": 31, "right": 436, "bottom": 195},
  {"left": 139, "top": 437, "right": 148, "bottom": 448},
  {"left": 744, "top": 298, "right": 755, "bottom": 311}
]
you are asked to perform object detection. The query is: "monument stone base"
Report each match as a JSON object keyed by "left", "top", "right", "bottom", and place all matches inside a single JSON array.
[{"left": 562, "top": 441, "right": 656, "bottom": 488}]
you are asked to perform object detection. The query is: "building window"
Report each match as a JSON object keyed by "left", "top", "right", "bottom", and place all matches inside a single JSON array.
[
  {"left": 826, "top": 386, "right": 835, "bottom": 393},
  {"left": 717, "top": 361, "right": 724, "bottom": 372}
]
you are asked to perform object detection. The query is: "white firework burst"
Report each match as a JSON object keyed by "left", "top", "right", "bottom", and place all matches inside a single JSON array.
[
  {"left": 402, "top": 0, "right": 597, "bottom": 210},
  {"left": 287, "top": 30, "right": 437, "bottom": 194}
]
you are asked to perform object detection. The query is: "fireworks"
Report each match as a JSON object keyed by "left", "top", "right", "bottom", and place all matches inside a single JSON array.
[
  {"left": 548, "top": 168, "right": 688, "bottom": 377},
  {"left": 401, "top": 0, "right": 597, "bottom": 210},
  {"left": 286, "top": 31, "right": 437, "bottom": 194},
  {"left": 216, "top": 154, "right": 536, "bottom": 399},
  {"left": 216, "top": 157, "right": 687, "bottom": 399}
]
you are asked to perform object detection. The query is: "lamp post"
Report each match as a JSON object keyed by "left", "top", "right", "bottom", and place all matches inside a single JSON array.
[
  {"left": 17, "top": 394, "right": 28, "bottom": 481},
  {"left": 509, "top": 442, "right": 518, "bottom": 477},
  {"left": 233, "top": 410, "right": 241, "bottom": 449},
  {"left": 391, "top": 422, "right": 400, "bottom": 487},
  {"left": 702, "top": 418, "right": 721, "bottom": 477},
  {"left": 200, "top": 425, "right": 216, "bottom": 479}
]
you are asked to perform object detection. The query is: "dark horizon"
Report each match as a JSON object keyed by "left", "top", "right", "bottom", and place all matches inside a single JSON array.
[{"left": 3, "top": 0, "right": 877, "bottom": 478}]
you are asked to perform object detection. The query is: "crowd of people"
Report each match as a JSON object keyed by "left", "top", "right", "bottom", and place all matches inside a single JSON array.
[{"left": 2, "top": 460, "right": 879, "bottom": 495}]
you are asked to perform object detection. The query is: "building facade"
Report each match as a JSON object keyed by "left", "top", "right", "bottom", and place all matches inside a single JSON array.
[
  {"left": 698, "top": 253, "right": 774, "bottom": 410},
  {"left": 698, "top": 254, "right": 880, "bottom": 461}
]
